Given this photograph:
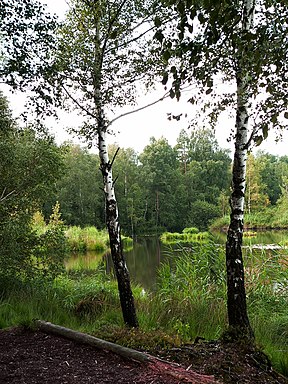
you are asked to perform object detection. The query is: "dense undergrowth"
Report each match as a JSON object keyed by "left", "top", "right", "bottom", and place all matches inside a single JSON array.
[{"left": 0, "top": 241, "right": 287, "bottom": 377}]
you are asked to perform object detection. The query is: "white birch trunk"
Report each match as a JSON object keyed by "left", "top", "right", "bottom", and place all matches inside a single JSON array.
[
  {"left": 91, "top": 12, "right": 138, "bottom": 327},
  {"left": 225, "top": 0, "right": 255, "bottom": 340},
  {"left": 97, "top": 125, "right": 138, "bottom": 328}
]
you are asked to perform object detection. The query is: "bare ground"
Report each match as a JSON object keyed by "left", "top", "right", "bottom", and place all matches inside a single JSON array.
[{"left": 0, "top": 326, "right": 287, "bottom": 384}]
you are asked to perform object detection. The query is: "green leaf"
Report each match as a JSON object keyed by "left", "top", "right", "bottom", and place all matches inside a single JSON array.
[
  {"left": 206, "top": 79, "right": 213, "bottom": 88},
  {"left": 154, "top": 16, "right": 161, "bottom": 28},
  {"left": 177, "top": 2, "right": 185, "bottom": 15},
  {"left": 170, "top": 88, "right": 175, "bottom": 99},
  {"left": 190, "top": 8, "right": 196, "bottom": 20},
  {"left": 284, "top": 112, "right": 288, "bottom": 119},
  {"left": 271, "top": 114, "right": 278, "bottom": 124},
  {"left": 206, "top": 88, "right": 212, "bottom": 95},
  {"left": 162, "top": 72, "right": 169, "bottom": 85},
  {"left": 254, "top": 136, "right": 263, "bottom": 146},
  {"left": 262, "top": 124, "right": 268, "bottom": 140},
  {"left": 154, "top": 30, "right": 164, "bottom": 43},
  {"left": 198, "top": 13, "right": 205, "bottom": 24},
  {"left": 163, "top": 50, "right": 171, "bottom": 62},
  {"left": 110, "top": 29, "right": 118, "bottom": 39}
]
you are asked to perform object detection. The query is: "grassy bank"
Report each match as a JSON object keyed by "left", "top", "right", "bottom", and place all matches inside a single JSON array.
[
  {"left": 0, "top": 242, "right": 287, "bottom": 376},
  {"left": 210, "top": 207, "right": 288, "bottom": 231},
  {"left": 160, "top": 227, "right": 210, "bottom": 244},
  {"left": 65, "top": 226, "right": 109, "bottom": 252},
  {"left": 65, "top": 226, "right": 133, "bottom": 253}
]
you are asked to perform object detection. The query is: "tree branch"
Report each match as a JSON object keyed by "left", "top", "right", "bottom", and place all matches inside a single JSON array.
[
  {"left": 100, "top": 0, "right": 128, "bottom": 66},
  {"left": 0, "top": 188, "right": 16, "bottom": 203},
  {"left": 108, "top": 91, "right": 170, "bottom": 126},
  {"left": 109, "top": 147, "right": 120, "bottom": 170},
  {"left": 60, "top": 83, "right": 98, "bottom": 120}
]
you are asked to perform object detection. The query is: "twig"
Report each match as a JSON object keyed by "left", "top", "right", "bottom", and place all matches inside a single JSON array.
[
  {"left": 108, "top": 91, "right": 170, "bottom": 126},
  {"left": 109, "top": 147, "right": 120, "bottom": 170}
]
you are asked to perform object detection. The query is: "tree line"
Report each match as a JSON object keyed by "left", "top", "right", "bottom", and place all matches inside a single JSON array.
[{"left": 44, "top": 133, "right": 288, "bottom": 235}]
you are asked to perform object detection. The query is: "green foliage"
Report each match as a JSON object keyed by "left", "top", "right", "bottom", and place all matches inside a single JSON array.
[
  {"left": 246, "top": 153, "right": 270, "bottom": 214},
  {"left": 160, "top": 231, "right": 210, "bottom": 244},
  {"left": 183, "top": 227, "right": 199, "bottom": 234},
  {"left": 151, "top": 242, "right": 226, "bottom": 341},
  {"left": 0, "top": 93, "right": 64, "bottom": 286},
  {"left": 0, "top": 241, "right": 287, "bottom": 375},
  {"left": 65, "top": 226, "right": 109, "bottom": 252},
  {"left": 29, "top": 203, "right": 67, "bottom": 281},
  {"left": 1, "top": 0, "right": 59, "bottom": 118},
  {"left": 244, "top": 247, "right": 288, "bottom": 376},
  {"left": 157, "top": 0, "right": 288, "bottom": 140},
  {"left": 54, "top": 144, "right": 104, "bottom": 227}
]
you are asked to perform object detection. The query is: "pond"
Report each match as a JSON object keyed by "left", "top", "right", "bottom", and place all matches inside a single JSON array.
[
  {"left": 66, "top": 237, "right": 169, "bottom": 290},
  {"left": 65, "top": 231, "right": 288, "bottom": 290}
]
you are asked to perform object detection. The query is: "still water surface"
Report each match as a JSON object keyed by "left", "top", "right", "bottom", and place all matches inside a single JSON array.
[{"left": 66, "top": 231, "right": 288, "bottom": 289}]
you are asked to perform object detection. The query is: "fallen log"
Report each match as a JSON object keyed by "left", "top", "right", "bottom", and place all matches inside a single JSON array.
[{"left": 35, "top": 320, "right": 220, "bottom": 384}]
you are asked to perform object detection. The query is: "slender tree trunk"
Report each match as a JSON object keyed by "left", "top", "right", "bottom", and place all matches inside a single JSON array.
[
  {"left": 98, "top": 124, "right": 138, "bottom": 328},
  {"left": 225, "top": 0, "right": 255, "bottom": 341},
  {"left": 91, "top": 10, "right": 138, "bottom": 327}
]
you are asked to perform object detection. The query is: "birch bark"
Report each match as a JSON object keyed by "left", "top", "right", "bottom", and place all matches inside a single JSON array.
[
  {"left": 91, "top": 6, "right": 138, "bottom": 328},
  {"left": 225, "top": 0, "right": 255, "bottom": 340},
  {"left": 98, "top": 123, "right": 138, "bottom": 328}
]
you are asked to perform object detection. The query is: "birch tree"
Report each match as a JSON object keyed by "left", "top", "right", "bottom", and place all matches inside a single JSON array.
[
  {"left": 225, "top": 0, "right": 255, "bottom": 340},
  {"left": 1, "top": 0, "right": 168, "bottom": 327},
  {"left": 53, "top": 0, "right": 161, "bottom": 328},
  {"left": 156, "top": 0, "right": 288, "bottom": 340}
]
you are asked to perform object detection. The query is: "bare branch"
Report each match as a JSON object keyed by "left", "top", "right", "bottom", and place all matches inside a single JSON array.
[
  {"left": 108, "top": 91, "right": 170, "bottom": 126},
  {"left": 109, "top": 147, "right": 120, "bottom": 170},
  {"left": 61, "top": 83, "right": 98, "bottom": 120},
  {"left": 112, "top": 175, "right": 119, "bottom": 188},
  {"left": 0, "top": 188, "right": 16, "bottom": 203}
]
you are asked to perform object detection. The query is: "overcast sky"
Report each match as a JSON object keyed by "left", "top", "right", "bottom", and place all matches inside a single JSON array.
[{"left": 2, "top": 0, "right": 287, "bottom": 156}]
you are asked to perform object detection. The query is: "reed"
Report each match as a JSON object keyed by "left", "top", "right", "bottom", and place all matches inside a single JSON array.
[
  {"left": 0, "top": 241, "right": 287, "bottom": 377},
  {"left": 160, "top": 230, "right": 210, "bottom": 244},
  {"left": 65, "top": 226, "right": 109, "bottom": 252}
]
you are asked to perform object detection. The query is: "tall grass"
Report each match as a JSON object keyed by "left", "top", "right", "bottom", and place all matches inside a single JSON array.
[
  {"left": 0, "top": 241, "right": 287, "bottom": 376},
  {"left": 160, "top": 230, "right": 210, "bottom": 244},
  {"left": 210, "top": 207, "right": 288, "bottom": 230},
  {"left": 141, "top": 241, "right": 227, "bottom": 341},
  {"left": 244, "top": 247, "right": 288, "bottom": 375},
  {"left": 65, "top": 226, "right": 133, "bottom": 253},
  {"left": 65, "top": 226, "right": 109, "bottom": 252}
]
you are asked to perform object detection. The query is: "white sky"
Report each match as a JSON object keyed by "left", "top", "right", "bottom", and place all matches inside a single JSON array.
[{"left": 2, "top": 0, "right": 287, "bottom": 157}]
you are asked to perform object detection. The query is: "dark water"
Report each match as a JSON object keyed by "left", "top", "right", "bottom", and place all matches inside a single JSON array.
[
  {"left": 66, "top": 231, "right": 288, "bottom": 289},
  {"left": 106, "top": 237, "right": 172, "bottom": 290}
]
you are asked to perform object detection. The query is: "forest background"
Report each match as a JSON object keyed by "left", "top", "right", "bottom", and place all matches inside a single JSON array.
[{"left": 31, "top": 127, "right": 288, "bottom": 236}]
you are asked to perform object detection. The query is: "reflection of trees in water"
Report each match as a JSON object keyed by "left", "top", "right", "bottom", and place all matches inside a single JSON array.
[{"left": 67, "top": 233, "right": 288, "bottom": 291}]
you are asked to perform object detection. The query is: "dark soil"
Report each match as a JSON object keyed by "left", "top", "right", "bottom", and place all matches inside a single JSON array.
[
  {"left": 0, "top": 326, "right": 287, "bottom": 384},
  {"left": 155, "top": 341, "right": 288, "bottom": 384}
]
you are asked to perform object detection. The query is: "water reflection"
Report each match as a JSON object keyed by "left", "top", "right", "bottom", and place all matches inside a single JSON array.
[
  {"left": 65, "top": 250, "right": 105, "bottom": 271},
  {"left": 212, "top": 229, "right": 288, "bottom": 246},
  {"left": 65, "top": 231, "right": 288, "bottom": 289},
  {"left": 106, "top": 237, "right": 170, "bottom": 290}
]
